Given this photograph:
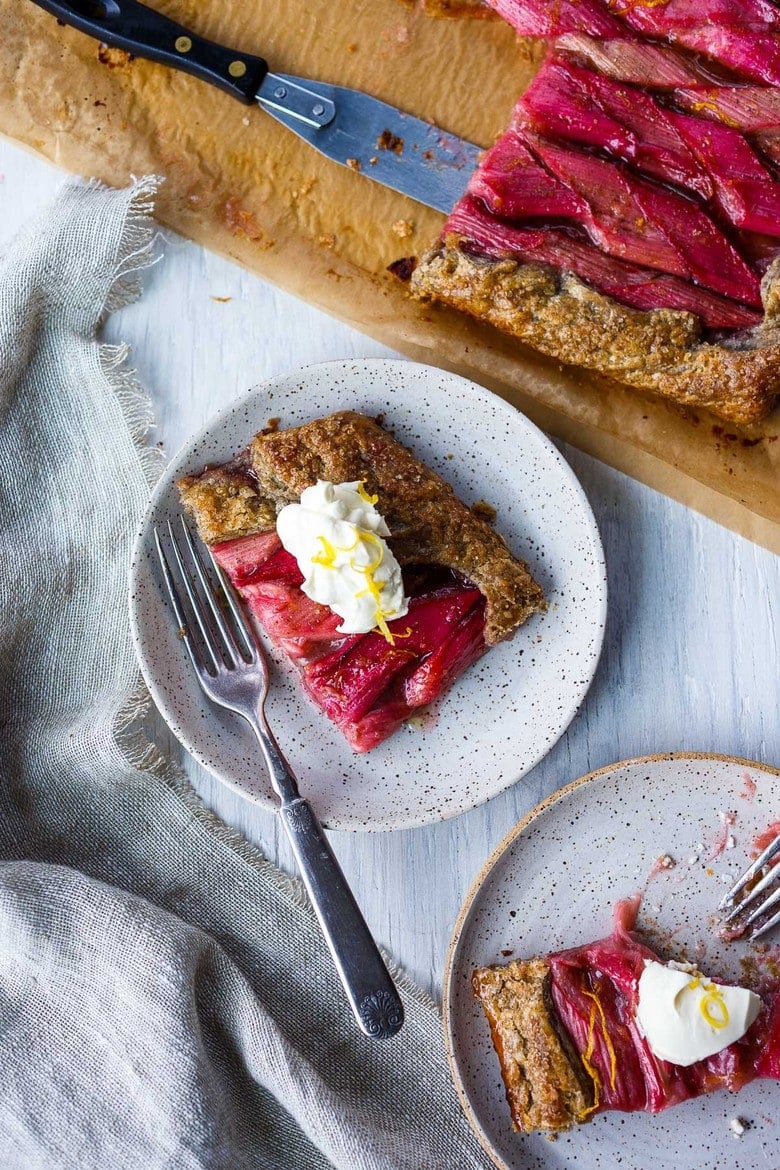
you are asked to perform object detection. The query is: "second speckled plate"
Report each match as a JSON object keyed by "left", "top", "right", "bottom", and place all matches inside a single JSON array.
[
  {"left": 445, "top": 753, "right": 780, "bottom": 1170},
  {"left": 130, "top": 358, "right": 606, "bottom": 831}
]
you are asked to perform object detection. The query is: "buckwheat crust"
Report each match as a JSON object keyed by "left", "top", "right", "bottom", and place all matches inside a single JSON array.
[
  {"left": 177, "top": 465, "right": 277, "bottom": 545},
  {"left": 472, "top": 958, "right": 594, "bottom": 1133},
  {"left": 179, "top": 411, "right": 545, "bottom": 644},
  {"left": 411, "top": 243, "right": 780, "bottom": 425}
]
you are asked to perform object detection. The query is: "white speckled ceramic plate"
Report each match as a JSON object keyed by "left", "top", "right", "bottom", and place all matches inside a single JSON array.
[
  {"left": 445, "top": 753, "right": 780, "bottom": 1170},
  {"left": 130, "top": 358, "right": 606, "bottom": 831}
]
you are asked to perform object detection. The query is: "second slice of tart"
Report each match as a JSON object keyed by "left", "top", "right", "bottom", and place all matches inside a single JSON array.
[
  {"left": 179, "top": 411, "right": 545, "bottom": 752},
  {"left": 473, "top": 902, "right": 780, "bottom": 1134}
]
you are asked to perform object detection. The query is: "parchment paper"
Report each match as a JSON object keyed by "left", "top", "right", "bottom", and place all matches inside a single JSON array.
[{"left": 3, "top": 0, "right": 777, "bottom": 550}]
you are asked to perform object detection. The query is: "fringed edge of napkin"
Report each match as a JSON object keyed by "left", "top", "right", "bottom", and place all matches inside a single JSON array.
[{"left": 96, "top": 174, "right": 441, "bottom": 1017}]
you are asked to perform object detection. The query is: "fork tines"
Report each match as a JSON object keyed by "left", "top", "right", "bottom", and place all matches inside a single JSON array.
[
  {"left": 154, "top": 517, "right": 257, "bottom": 676},
  {"left": 719, "top": 830, "right": 780, "bottom": 941}
]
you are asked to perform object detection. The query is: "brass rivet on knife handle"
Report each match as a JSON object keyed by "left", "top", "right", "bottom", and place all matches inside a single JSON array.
[{"left": 30, "top": 0, "right": 270, "bottom": 105}]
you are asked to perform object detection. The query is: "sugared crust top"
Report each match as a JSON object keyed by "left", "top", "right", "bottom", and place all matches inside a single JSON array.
[
  {"left": 472, "top": 958, "right": 594, "bottom": 1133},
  {"left": 177, "top": 465, "right": 277, "bottom": 545},
  {"left": 411, "top": 243, "right": 780, "bottom": 426},
  {"left": 179, "top": 411, "right": 545, "bottom": 644}
]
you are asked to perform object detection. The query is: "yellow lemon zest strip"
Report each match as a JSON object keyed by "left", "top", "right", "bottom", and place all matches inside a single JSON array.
[
  {"left": 373, "top": 613, "right": 396, "bottom": 646},
  {"left": 348, "top": 532, "right": 401, "bottom": 646},
  {"left": 614, "top": 0, "right": 669, "bottom": 11},
  {"left": 687, "top": 977, "right": 701, "bottom": 991},
  {"left": 686, "top": 100, "right": 740, "bottom": 128},
  {"left": 579, "top": 1001, "right": 602, "bottom": 1118},
  {"left": 582, "top": 990, "right": 617, "bottom": 1091},
  {"left": 311, "top": 535, "right": 337, "bottom": 568},
  {"left": 700, "top": 984, "right": 729, "bottom": 1029},
  {"left": 350, "top": 531, "right": 384, "bottom": 572},
  {"left": 357, "top": 481, "right": 379, "bottom": 506}
]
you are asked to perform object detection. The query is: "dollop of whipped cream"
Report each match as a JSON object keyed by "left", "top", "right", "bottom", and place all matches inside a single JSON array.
[
  {"left": 636, "top": 960, "right": 761, "bottom": 1066},
  {"left": 276, "top": 480, "right": 409, "bottom": 638}
]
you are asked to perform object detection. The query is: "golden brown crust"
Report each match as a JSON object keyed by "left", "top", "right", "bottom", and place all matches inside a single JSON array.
[
  {"left": 247, "top": 411, "right": 545, "bottom": 643},
  {"left": 472, "top": 959, "right": 594, "bottom": 1133},
  {"left": 178, "top": 412, "right": 544, "bottom": 643},
  {"left": 178, "top": 465, "right": 277, "bottom": 545},
  {"left": 411, "top": 243, "right": 780, "bottom": 426}
]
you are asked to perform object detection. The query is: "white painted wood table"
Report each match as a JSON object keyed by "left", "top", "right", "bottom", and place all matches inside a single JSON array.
[{"left": 2, "top": 142, "right": 778, "bottom": 1002}]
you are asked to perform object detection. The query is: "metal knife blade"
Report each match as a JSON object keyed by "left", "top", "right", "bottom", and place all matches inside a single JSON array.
[{"left": 257, "top": 74, "right": 482, "bottom": 214}]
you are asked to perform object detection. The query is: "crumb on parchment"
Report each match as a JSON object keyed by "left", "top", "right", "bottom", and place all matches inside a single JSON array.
[{"left": 392, "top": 219, "right": 414, "bottom": 240}]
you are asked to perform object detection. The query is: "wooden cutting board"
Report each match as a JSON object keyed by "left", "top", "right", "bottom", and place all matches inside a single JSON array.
[{"left": 2, "top": 0, "right": 778, "bottom": 550}]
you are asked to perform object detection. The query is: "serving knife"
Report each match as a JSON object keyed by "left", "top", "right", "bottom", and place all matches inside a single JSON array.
[{"left": 31, "top": 0, "right": 482, "bottom": 213}]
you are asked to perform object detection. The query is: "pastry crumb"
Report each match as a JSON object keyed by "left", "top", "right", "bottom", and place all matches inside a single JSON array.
[
  {"left": 97, "top": 43, "right": 133, "bottom": 68},
  {"left": 262, "top": 418, "right": 280, "bottom": 435},
  {"left": 319, "top": 233, "right": 336, "bottom": 249},
  {"left": 377, "top": 129, "right": 404, "bottom": 154},
  {"left": 392, "top": 219, "right": 414, "bottom": 239},
  {"left": 346, "top": 157, "right": 361, "bottom": 171},
  {"left": 210, "top": 295, "right": 232, "bottom": 303},
  {"left": 471, "top": 500, "right": 497, "bottom": 523}
]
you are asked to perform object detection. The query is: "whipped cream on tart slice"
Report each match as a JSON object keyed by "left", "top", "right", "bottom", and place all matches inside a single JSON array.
[{"left": 178, "top": 411, "right": 544, "bottom": 752}]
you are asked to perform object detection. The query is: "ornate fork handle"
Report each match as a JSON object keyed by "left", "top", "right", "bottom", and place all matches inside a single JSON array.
[{"left": 254, "top": 720, "right": 404, "bottom": 1039}]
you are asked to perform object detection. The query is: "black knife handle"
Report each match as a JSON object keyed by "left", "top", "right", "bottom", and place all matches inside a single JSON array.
[{"left": 31, "top": 0, "right": 268, "bottom": 103}]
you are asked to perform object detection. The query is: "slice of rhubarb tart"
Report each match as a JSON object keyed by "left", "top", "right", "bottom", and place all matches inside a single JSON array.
[
  {"left": 178, "top": 411, "right": 545, "bottom": 752},
  {"left": 473, "top": 901, "right": 780, "bottom": 1134}
]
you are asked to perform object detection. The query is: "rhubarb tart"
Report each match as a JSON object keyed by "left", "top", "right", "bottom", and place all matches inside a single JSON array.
[
  {"left": 473, "top": 902, "right": 780, "bottom": 1134},
  {"left": 178, "top": 411, "right": 545, "bottom": 752},
  {"left": 409, "top": 1, "right": 780, "bottom": 423}
]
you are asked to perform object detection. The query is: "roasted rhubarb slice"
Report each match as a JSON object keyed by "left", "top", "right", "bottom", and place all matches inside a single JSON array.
[
  {"left": 668, "top": 29, "right": 780, "bottom": 87},
  {"left": 488, "top": 0, "right": 780, "bottom": 83},
  {"left": 446, "top": 197, "right": 762, "bottom": 329},
  {"left": 523, "top": 59, "right": 780, "bottom": 237},
  {"left": 488, "top": 0, "right": 780, "bottom": 36},
  {"left": 673, "top": 85, "right": 780, "bottom": 132},
  {"left": 668, "top": 110, "right": 780, "bottom": 237},
  {"left": 473, "top": 903, "right": 780, "bottom": 1133},
  {"left": 486, "top": 0, "right": 624, "bottom": 37},
  {"left": 554, "top": 34, "right": 715, "bottom": 88},
  {"left": 522, "top": 60, "right": 712, "bottom": 198},
  {"left": 179, "top": 412, "right": 544, "bottom": 752},
  {"left": 526, "top": 133, "right": 761, "bottom": 304},
  {"left": 603, "top": 0, "right": 780, "bottom": 35}
]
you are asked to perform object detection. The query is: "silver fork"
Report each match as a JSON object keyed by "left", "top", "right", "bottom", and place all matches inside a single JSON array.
[
  {"left": 719, "top": 830, "right": 780, "bottom": 940},
  {"left": 154, "top": 516, "right": 404, "bottom": 1039}
]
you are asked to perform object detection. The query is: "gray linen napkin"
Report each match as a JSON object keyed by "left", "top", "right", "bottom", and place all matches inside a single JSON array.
[{"left": 0, "top": 178, "right": 490, "bottom": 1170}]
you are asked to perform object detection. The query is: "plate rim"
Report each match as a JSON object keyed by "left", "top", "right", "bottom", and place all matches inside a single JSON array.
[
  {"left": 129, "top": 356, "right": 607, "bottom": 832},
  {"left": 442, "top": 750, "right": 780, "bottom": 1170}
]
